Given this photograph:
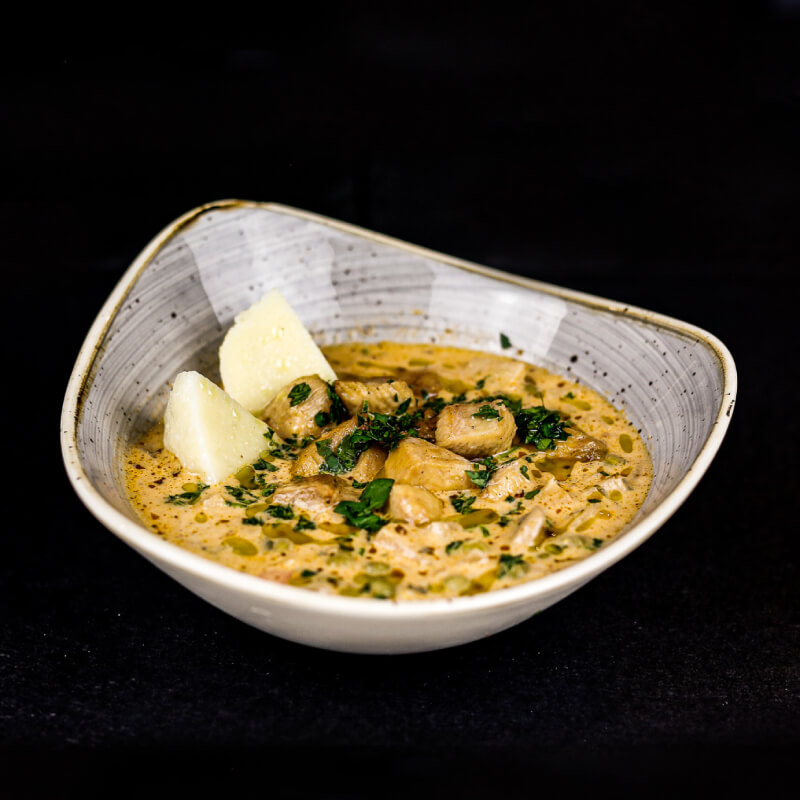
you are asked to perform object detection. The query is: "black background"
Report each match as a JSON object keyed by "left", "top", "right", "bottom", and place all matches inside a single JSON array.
[{"left": 2, "top": 4, "right": 799, "bottom": 797}]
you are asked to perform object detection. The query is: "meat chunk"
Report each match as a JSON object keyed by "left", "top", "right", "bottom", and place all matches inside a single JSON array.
[
  {"left": 387, "top": 484, "right": 443, "bottom": 526},
  {"left": 536, "top": 477, "right": 582, "bottom": 530},
  {"left": 334, "top": 378, "right": 415, "bottom": 416},
  {"left": 349, "top": 446, "right": 387, "bottom": 483},
  {"left": 383, "top": 437, "right": 473, "bottom": 492},
  {"left": 292, "top": 417, "right": 386, "bottom": 481},
  {"left": 293, "top": 418, "right": 357, "bottom": 477},
  {"left": 480, "top": 459, "right": 541, "bottom": 503},
  {"left": 550, "top": 424, "right": 608, "bottom": 462},
  {"left": 271, "top": 474, "right": 342, "bottom": 518},
  {"left": 511, "top": 508, "right": 547, "bottom": 549},
  {"left": 262, "top": 375, "right": 332, "bottom": 439},
  {"left": 435, "top": 400, "right": 515, "bottom": 458}
]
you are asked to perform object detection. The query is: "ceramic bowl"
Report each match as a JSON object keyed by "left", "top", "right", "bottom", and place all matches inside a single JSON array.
[{"left": 61, "top": 200, "right": 736, "bottom": 654}]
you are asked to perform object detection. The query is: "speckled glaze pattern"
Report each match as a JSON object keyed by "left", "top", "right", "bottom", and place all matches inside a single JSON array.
[{"left": 61, "top": 201, "right": 736, "bottom": 653}]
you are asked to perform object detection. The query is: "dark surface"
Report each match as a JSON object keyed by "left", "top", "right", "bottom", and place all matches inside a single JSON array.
[{"left": 2, "top": 7, "right": 799, "bottom": 796}]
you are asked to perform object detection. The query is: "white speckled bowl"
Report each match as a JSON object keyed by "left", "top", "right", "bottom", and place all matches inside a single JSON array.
[{"left": 61, "top": 201, "right": 736, "bottom": 654}]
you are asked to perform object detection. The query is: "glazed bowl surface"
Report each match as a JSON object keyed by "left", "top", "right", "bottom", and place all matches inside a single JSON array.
[{"left": 61, "top": 200, "right": 736, "bottom": 653}]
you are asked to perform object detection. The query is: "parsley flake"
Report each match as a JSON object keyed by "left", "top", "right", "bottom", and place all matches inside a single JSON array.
[
  {"left": 334, "top": 478, "right": 394, "bottom": 534},
  {"left": 288, "top": 382, "right": 311, "bottom": 406},
  {"left": 165, "top": 483, "right": 209, "bottom": 506},
  {"left": 472, "top": 404, "right": 502, "bottom": 421}
]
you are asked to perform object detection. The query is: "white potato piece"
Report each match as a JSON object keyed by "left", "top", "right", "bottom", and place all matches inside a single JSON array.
[
  {"left": 163, "top": 371, "right": 270, "bottom": 484},
  {"left": 219, "top": 289, "right": 337, "bottom": 414}
]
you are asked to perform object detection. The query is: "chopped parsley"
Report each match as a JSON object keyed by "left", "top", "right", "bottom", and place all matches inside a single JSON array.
[
  {"left": 266, "top": 504, "right": 294, "bottom": 519},
  {"left": 445, "top": 540, "right": 464, "bottom": 555},
  {"left": 475, "top": 376, "right": 488, "bottom": 390},
  {"left": 165, "top": 483, "right": 209, "bottom": 506},
  {"left": 472, "top": 405, "right": 501, "bottom": 421},
  {"left": 294, "top": 516, "right": 317, "bottom": 531},
  {"left": 314, "top": 411, "right": 330, "bottom": 427},
  {"left": 327, "top": 384, "right": 349, "bottom": 424},
  {"left": 251, "top": 458, "right": 279, "bottom": 472},
  {"left": 450, "top": 495, "right": 477, "bottom": 514},
  {"left": 316, "top": 439, "right": 355, "bottom": 475},
  {"left": 500, "top": 333, "right": 512, "bottom": 349},
  {"left": 524, "top": 488, "right": 541, "bottom": 500},
  {"left": 263, "top": 432, "right": 307, "bottom": 461},
  {"left": 465, "top": 456, "right": 498, "bottom": 489},
  {"left": 423, "top": 396, "right": 447, "bottom": 414},
  {"left": 520, "top": 465, "right": 530, "bottom": 479},
  {"left": 356, "top": 407, "right": 421, "bottom": 450},
  {"left": 470, "top": 393, "right": 522, "bottom": 414},
  {"left": 224, "top": 485, "right": 259, "bottom": 506},
  {"left": 497, "top": 553, "right": 527, "bottom": 578},
  {"left": 288, "top": 382, "right": 311, "bottom": 406},
  {"left": 300, "top": 569, "right": 318, "bottom": 579},
  {"left": 334, "top": 478, "right": 394, "bottom": 534},
  {"left": 515, "top": 404, "right": 571, "bottom": 450},
  {"left": 318, "top": 405, "right": 422, "bottom": 475}
]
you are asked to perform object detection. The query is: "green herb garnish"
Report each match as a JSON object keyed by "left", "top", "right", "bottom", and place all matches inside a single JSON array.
[
  {"left": 450, "top": 495, "right": 477, "bottom": 514},
  {"left": 165, "top": 483, "right": 209, "bottom": 506},
  {"left": 288, "top": 382, "right": 311, "bottom": 406},
  {"left": 224, "top": 485, "right": 260, "bottom": 506},
  {"left": 472, "top": 405, "right": 501, "bottom": 421},
  {"left": 423, "top": 396, "right": 447, "bottom": 414},
  {"left": 251, "top": 458, "right": 279, "bottom": 472},
  {"left": 465, "top": 456, "right": 498, "bottom": 489},
  {"left": 500, "top": 333, "right": 512, "bottom": 349},
  {"left": 295, "top": 516, "right": 316, "bottom": 531},
  {"left": 515, "top": 404, "right": 571, "bottom": 450},
  {"left": 266, "top": 504, "right": 294, "bottom": 519},
  {"left": 327, "top": 384, "right": 349, "bottom": 424},
  {"left": 334, "top": 478, "right": 394, "bottom": 534},
  {"left": 445, "top": 540, "right": 464, "bottom": 555},
  {"left": 314, "top": 411, "right": 330, "bottom": 427},
  {"left": 497, "top": 553, "right": 527, "bottom": 577}
]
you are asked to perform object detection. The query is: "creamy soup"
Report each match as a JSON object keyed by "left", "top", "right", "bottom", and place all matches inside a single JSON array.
[{"left": 126, "top": 342, "right": 652, "bottom": 601}]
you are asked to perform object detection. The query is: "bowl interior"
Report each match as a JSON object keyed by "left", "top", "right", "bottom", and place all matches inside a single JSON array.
[{"left": 74, "top": 203, "right": 728, "bottom": 547}]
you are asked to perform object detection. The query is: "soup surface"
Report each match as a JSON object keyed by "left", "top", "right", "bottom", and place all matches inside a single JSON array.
[{"left": 126, "top": 342, "right": 652, "bottom": 601}]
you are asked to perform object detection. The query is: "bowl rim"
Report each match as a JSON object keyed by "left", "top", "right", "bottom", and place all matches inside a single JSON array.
[{"left": 60, "top": 199, "right": 737, "bottom": 620}]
